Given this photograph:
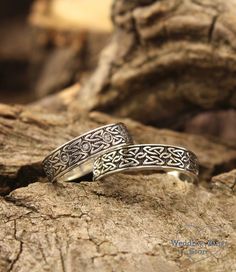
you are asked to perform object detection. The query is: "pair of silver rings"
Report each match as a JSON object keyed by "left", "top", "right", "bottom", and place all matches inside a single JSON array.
[{"left": 42, "top": 123, "right": 199, "bottom": 183}]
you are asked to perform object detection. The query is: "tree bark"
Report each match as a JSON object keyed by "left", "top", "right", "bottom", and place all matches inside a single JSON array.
[{"left": 77, "top": 0, "right": 236, "bottom": 127}]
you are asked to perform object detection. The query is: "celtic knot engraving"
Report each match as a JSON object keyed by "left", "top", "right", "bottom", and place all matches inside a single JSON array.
[
  {"left": 42, "top": 123, "right": 132, "bottom": 182},
  {"left": 93, "top": 144, "right": 199, "bottom": 181}
]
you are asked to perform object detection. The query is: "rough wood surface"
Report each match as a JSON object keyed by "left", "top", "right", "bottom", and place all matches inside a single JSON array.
[
  {"left": 212, "top": 169, "right": 236, "bottom": 192},
  {"left": 0, "top": 103, "right": 236, "bottom": 195},
  {"left": 30, "top": 83, "right": 81, "bottom": 112},
  {"left": 0, "top": 104, "right": 236, "bottom": 272},
  {"left": 0, "top": 141, "right": 235, "bottom": 272},
  {"left": 0, "top": 103, "right": 235, "bottom": 271},
  {"left": 0, "top": 171, "right": 234, "bottom": 272},
  {"left": 77, "top": 0, "right": 236, "bottom": 127}
]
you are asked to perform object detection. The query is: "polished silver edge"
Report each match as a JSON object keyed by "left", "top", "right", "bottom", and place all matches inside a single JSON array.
[{"left": 43, "top": 123, "right": 125, "bottom": 161}]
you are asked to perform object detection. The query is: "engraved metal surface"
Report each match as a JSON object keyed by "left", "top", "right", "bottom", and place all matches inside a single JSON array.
[
  {"left": 93, "top": 144, "right": 199, "bottom": 182},
  {"left": 42, "top": 123, "right": 133, "bottom": 182}
]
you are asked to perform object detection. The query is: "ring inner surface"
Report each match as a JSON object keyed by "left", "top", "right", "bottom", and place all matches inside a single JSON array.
[
  {"left": 57, "top": 159, "right": 94, "bottom": 183},
  {"left": 96, "top": 167, "right": 196, "bottom": 183}
]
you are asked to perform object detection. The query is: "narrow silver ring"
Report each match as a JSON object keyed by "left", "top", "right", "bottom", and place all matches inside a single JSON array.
[
  {"left": 42, "top": 123, "right": 133, "bottom": 182},
  {"left": 93, "top": 144, "right": 199, "bottom": 183}
]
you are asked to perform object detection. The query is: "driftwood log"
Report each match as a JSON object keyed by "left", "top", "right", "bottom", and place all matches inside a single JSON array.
[
  {"left": 0, "top": 103, "right": 235, "bottom": 271},
  {"left": 78, "top": 0, "right": 236, "bottom": 127},
  {"left": 0, "top": 0, "right": 236, "bottom": 271}
]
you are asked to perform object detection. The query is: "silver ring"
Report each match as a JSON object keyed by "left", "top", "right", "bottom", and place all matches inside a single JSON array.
[
  {"left": 93, "top": 144, "right": 199, "bottom": 183},
  {"left": 42, "top": 123, "right": 133, "bottom": 182}
]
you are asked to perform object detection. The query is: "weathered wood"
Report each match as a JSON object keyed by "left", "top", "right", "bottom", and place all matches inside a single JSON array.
[
  {"left": 78, "top": 0, "right": 236, "bottom": 127},
  {"left": 212, "top": 169, "right": 236, "bottom": 192},
  {"left": 30, "top": 83, "right": 81, "bottom": 112},
  {"left": 0, "top": 103, "right": 235, "bottom": 271},
  {"left": 0, "top": 104, "right": 235, "bottom": 272},
  {"left": 0, "top": 166, "right": 235, "bottom": 271},
  {"left": 0, "top": 103, "right": 236, "bottom": 194}
]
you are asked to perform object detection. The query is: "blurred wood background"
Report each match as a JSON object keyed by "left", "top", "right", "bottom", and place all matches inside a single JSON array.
[
  {"left": 0, "top": 0, "right": 112, "bottom": 103},
  {"left": 0, "top": 0, "right": 235, "bottom": 140}
]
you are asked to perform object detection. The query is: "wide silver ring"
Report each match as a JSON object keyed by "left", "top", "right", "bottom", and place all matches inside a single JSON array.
[
  {"left": 42, "top": 123, "right": 133, "bottom": 182},
  {"left": 93, "top": 144, "right": 199, "bottom": 183}
]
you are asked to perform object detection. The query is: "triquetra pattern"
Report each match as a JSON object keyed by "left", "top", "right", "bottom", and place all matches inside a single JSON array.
[
  {"left": 42, "top": 123, "right": 132, "bottom": 181},
  {"left": 93, "top": 145, "right": 199, "bottom": 180}
]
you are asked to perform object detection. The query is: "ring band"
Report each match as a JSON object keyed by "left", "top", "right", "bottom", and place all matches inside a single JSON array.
[
  {"left": 93, "top": 144, "right": 199, "bottom": 183},
  {"left": 42, "top": 123, "right": 133, "bottom": 182}
]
